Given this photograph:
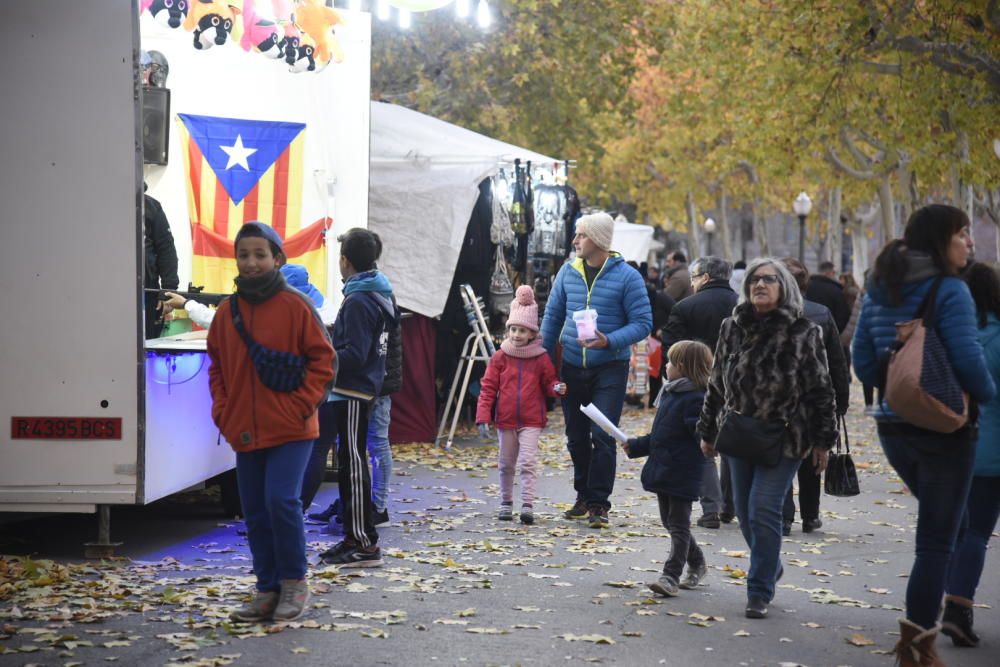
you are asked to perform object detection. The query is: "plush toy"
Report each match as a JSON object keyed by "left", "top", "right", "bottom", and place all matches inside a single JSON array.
[
  {"left": 183, "top": 0, "right": 241, "bottom": 50},
  {"left": 286, "top": 31, "right": 316, "bottom": 73},
  {"left": 239, "top": 0, "right": 282, "bottom": 58},
  {"left": 143, "top": 0, "right": 189, "bottom": 29},
  {"left": 292, "top": 0, "right": 345, "bottom": 66}
]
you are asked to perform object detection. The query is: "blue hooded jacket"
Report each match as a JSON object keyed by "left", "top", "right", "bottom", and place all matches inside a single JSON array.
[
  {"left": 975, "top": 314, "right": 1000, "bottom": 475},
  {"left": 852, "top": 265, "right": 996, "bottom": 420},
  {"left": 540, "top": 253, "right": 652, "bottom": 368},
  {"left": 280, "top": 264, "right": 324, "bottom": 308},
  {"left": 329, "top": 270, "right": 399, "bottom": 401}
]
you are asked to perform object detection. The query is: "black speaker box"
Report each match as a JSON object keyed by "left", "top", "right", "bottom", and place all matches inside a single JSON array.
[{"left": 142, "top": 86, "right": 170, "bottom": 166}]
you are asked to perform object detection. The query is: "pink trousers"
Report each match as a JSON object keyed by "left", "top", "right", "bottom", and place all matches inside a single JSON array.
[{"left": 497, "top": 427, "right": 542, "bottom": 506}]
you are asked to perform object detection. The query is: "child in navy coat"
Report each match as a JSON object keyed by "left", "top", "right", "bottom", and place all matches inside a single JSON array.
[{"left": 624, "top": 340, "right": 713, "bottom": 597}]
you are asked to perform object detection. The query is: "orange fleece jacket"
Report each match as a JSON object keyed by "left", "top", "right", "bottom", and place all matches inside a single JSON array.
[{"left": 207, "top": 291, "right": 335, "bottom": 453}]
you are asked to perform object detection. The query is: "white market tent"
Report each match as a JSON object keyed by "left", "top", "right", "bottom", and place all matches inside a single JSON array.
[
  {"left": 612, "top": 215, "right": 662, "bottom": 264},
  {"left": 368, "top": 101, "right": 561, "bottom": 318}
]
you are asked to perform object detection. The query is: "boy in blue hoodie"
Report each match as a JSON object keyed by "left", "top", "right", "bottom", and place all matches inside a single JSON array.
[{"left": 318, "top": 228, "right": 399, "bottom": 568}]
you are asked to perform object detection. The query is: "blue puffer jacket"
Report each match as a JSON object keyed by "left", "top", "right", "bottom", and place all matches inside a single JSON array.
[
  {"left": 540, "top": 253, "right": 652, "bottom": 368},
  {"left": 975, "top": 314, "right": 1000, "bottom": 476},
  {"left": 852, "top": 273, "right": 996, "bottom": 419}
]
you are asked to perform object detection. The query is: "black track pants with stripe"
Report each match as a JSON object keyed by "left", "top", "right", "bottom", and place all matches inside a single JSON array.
[{"left": 334, "top": 399, "right": 378, "bottom": 547}]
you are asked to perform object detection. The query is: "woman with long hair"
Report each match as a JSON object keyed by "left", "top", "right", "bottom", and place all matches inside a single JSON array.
[{"left": 853, "top": 205, "right": 996, "bottom": 665}]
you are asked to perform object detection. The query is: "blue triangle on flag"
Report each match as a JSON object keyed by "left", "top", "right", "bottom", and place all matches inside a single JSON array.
[{"left": 178, "top": 114, "right": 306, "bottom": 205}]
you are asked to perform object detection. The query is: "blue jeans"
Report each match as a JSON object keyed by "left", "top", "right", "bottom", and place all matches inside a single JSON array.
[
  {"left": 368, "top": 396, "right": 393, "bottom": 513},
  {"left": 561, "top": 360, "right": 629, "bottom": 510},
  {"left": 945, "top": 475, "right": 1000, "bottom": 601},
  {"left": 700, "top": 458, "right": 722, "bottom": 515},
  {"left": 880, "top": 427, "right": 976, "bottom": 629},
  {"left": 300, "top": 402, "right": 337, "bottom": 511},
  {"left": 726, "top": 454, "right": 801, "bottom": 602},
  {"left": 236, "top": 440, "right": 313, "bottom": 592}
]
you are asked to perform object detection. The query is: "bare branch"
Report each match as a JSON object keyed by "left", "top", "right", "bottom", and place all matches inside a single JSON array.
[
  {"left": 840, "top": 127, "right": 876, "bottom": 168},
  {"left": 854, "top": 60, "right": 903, "bottom": 75},
  {"left": 825, "top": 145, "right": 876, "bottom": 180},
  {"left": 646, "top": 161, "right": 668, "bottom": 185}
]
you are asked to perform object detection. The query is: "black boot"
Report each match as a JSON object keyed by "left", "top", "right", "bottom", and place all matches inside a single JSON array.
[{"left": 941, "top": 597, "right": 979, "bottom": 647}]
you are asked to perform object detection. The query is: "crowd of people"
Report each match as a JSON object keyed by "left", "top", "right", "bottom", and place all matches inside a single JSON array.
[{"left": 194, "top": 204, "right": 997, "bottom": 667}]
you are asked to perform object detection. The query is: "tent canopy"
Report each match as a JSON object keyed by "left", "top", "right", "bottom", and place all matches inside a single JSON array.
[
  {"left": 612, "top": 217, "right": 657, "bottom": 264},
  {"left": 368, "top": 101, "right": 560, "bottom": 318}
]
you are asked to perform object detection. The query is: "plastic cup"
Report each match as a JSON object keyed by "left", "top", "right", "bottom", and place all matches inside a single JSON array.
[{"left": 573, "top": 308, "right": 598, "bottom": 340}]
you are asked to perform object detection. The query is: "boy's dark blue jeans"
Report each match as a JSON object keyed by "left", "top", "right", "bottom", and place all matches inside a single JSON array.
[
  {"left": 561, "top": 359, "right": 629, "bottom": 510},
  {"left": 236, "top": 439, "right": 313, "bottom": 592},
  {"left": 878, "top": 424, "right": 976, "bottom": 629}
]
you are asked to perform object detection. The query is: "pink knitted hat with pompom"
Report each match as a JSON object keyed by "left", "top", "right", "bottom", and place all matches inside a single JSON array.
[{"left": 506, "top": 285, "right": 539, "bottom": 332}]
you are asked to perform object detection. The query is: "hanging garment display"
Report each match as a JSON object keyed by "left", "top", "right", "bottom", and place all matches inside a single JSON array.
[
  {"left": 489, "top": 246, "right": 515, "bottom": 315},
  {"left": 563, "top": 184, "right": 581, "bottom": 258},
  {"left": 529, "top": 184, "right": 568, "bottom": 258},
  {"left": 489, "top": 172, "right": 515, "bottom": 248},
  {"left": 509, "top": 161, "right": 528, "bottom": 235}
]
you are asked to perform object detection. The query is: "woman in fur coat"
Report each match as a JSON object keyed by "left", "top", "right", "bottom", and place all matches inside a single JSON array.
[{"left": 697, "top": 258, "right": 836, "bottom": 620}]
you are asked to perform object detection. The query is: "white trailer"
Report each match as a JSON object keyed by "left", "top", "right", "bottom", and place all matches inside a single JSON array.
[{"left": 0, "top": 2, "right": 371, "bottom": 555}]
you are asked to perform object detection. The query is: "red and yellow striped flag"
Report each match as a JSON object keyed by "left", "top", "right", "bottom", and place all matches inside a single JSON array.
[{"left": 177, "top": 113, "right": 327, "bottom": 294}]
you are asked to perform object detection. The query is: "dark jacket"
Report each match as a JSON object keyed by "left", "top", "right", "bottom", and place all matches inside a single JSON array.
[
  {"left": 651, "top": 289, "right": 676, "bottom": 338},
  {"left": 329, "top": 271, "right": 399, "bottom": 401},
  {"left": 380, "top": 295, "right": 403, "bottom": 396},
  {"left": 626, "top": 384, "right": 706, "bottom": 500},
  {"left": 805, "top": 275, "right": 850, "bottom": 333},
  {"left": 804, "top": 300, "right": 850, "bottom": 415},
  {"left": 664, "top": 263, "right": 693, "bottom": 301},
  {"left": 660, "top": 280, "right": 738, "bottom": 353},
  {"left": 697, "top": 303, "right": 837, "bottom": 459},
  {"left": 144, "top": 194, "right": 179, "bottom": 291}
]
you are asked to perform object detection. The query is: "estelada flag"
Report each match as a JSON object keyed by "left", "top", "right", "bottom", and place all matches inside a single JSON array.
[{"left": 177, "top": 113, "right": 327, "bottom": 295}]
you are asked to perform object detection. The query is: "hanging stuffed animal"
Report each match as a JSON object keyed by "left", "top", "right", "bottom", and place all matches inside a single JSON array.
[
  {"left": 239, "top": 0, "right": 282, "bottom": 58},
  {"left": 286, "top": 31, "right": 316, "bottom": 73},
  {"left": 142, "top": 0, "right": 189, "bottom": 29},
  {"left": 270, "top": 0, "right": 302, "bottom": 67},
  {"left": 183, "top": 0, "right": 241, "bottom": 50},
  {"left": 292, "top": 0, "right": 345, "bottom": 66}
]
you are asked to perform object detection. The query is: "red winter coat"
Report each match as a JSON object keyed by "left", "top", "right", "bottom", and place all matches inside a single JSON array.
[{"left": 476, "top": 350, "right": 559, "bottom": 429}]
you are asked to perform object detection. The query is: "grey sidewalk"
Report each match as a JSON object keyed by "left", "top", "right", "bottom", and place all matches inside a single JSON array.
[{"left": 1, "top": 396, "right": 997, "bottom": 667}]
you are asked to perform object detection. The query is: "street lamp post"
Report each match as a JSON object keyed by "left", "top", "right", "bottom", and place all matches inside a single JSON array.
[
  {"left": 703, "top": 217, "right": 717, "bottom": 256},
  {"left": 792, "top": 192, "right": 812, "bottom": 263}
]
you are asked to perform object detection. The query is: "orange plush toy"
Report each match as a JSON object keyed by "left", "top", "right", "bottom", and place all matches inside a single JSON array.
[
  {"left": 292, "top": 0, "right": 345, "bottom": 66},
  {"left": 184, "top": 0, "right": 242, "bottom": 50}
]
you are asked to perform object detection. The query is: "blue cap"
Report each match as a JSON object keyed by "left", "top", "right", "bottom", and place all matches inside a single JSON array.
[{"left": 234, "top": 221, "right": 284, "bottom": 254}]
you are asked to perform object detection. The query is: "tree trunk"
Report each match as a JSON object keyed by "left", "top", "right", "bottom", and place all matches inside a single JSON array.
[
  {"left": 897, "top": 164, "right": 915, "bottom": 227},
  {"left": 685, "top": 191, "right": 700, "bottom": 257},
  {"left": 717, "top": 188, "right": 734, "bottom": 261},
  {"left": 828, "top": 187, "right": 843, "bottom": 272},
  {"left": 876, "top": 175, "right": 896, "bottom": 242}
]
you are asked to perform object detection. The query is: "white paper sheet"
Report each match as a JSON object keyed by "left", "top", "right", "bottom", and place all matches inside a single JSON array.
[{"left": 580, "top": 403, "right": 630, "bottom": 444}]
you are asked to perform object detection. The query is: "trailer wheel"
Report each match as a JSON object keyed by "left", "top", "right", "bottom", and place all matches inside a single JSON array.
[{"left": 218, "top": 470, "right": 243, "bottom": 518}]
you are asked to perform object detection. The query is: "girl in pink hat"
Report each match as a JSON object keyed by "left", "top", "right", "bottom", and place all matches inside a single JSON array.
[{"left": 477, "top": 286, "right": 566, "bottom": 524}]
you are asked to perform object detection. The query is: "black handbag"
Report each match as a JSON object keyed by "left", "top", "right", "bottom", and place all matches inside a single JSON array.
[
  {"left": 825, "top": 414, "right": 860, "bottom": 497},
  {"left": 230, "top": 296, "right": 307, "bottom": 393},
  {"left": 714, "top": 410, "right": 785, "bottom": 467}
]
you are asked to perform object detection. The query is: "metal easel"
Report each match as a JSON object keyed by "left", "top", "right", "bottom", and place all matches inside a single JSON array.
[{"left": 436, "top": 284, "right": 496, "bottom": 450}]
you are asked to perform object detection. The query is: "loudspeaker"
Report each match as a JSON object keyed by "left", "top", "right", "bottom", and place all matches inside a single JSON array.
[{"left": 142, "top": 86, "right": 170, "bottom": 166}]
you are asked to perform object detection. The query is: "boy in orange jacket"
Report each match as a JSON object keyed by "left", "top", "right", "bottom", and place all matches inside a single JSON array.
[{"left": 208, "top": 222, "right": 335, "bottom": 623}]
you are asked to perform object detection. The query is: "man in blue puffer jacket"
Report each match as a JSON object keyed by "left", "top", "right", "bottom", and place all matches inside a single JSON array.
[{"left": 541, "top": 212, "right": 653, "bottom": 528}]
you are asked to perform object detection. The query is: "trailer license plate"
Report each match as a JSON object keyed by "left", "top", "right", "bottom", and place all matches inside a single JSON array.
[{"left": 10, "top": 417, "right": 123, "bottom": 440}]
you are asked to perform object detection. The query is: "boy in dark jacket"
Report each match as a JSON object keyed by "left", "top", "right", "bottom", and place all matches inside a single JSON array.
[
  {"left": 624, "top": 340, "right": 713, "bottom": 597},
  {"left": 318, "top": 228, "right": 399, "bottom": 568}
]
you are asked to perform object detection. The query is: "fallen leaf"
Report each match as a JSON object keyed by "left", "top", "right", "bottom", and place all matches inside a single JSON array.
[
  {"left": 847, "top": 633, "right": 875, "bottom": 647},
  {"left": 556, "top": 633, "right": 615, "bottom": 645}
]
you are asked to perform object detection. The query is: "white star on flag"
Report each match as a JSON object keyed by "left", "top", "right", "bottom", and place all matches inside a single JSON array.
[{"left": 219, "top": 134, "right": 258, "bottom": 171}]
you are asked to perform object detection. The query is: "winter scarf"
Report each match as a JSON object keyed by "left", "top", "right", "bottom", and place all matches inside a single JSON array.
[
  {"left": 234, "top": 269, "right": 285, "bottom": 304},
  {"left": 500, "top": 337, "right": 547, "bottom": 359},
  {"left": 652, "top": 376, "right": 697, "bottom": 408}
]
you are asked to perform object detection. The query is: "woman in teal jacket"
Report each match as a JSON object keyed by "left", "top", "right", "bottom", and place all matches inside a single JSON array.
[
  {"left": 852, "top": 205, "right": 996, "bottom": 665},
  {"left": 941, "top": 262, "right": 1000, "bottom": 648}
]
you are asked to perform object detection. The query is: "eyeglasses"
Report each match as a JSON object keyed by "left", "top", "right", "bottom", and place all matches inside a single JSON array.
[
  {"left": 690, "top": 272, "right": 707, "bottom": 282},
  {"left": 749, "top": 275, "right": 780, "bottom": 286}
]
